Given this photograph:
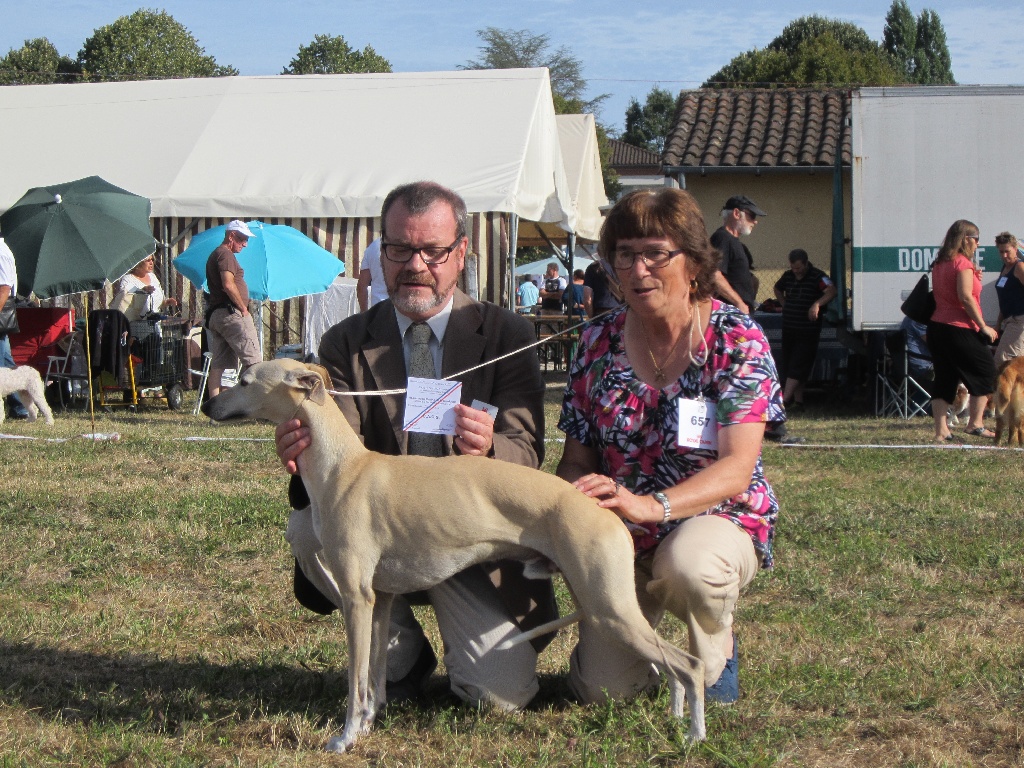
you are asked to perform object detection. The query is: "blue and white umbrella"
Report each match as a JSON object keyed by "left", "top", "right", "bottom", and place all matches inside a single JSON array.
[{"left": 173, "top": 221, "right": 343, "bottom": 301}]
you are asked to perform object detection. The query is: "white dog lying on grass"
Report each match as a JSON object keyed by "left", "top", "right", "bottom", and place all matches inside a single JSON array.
[{"left": 0, "top": 365, "right": 54, "bottom": 425}]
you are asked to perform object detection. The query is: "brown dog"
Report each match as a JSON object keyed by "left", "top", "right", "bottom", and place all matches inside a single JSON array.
[{"left": 993, "top": 356, "right": 1024, "bottom": 446}]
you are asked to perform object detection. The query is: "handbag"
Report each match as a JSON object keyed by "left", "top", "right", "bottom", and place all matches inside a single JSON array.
[
  {"left": 901, "top": 273, "right": 935, "bottom": 324},
  {"left": 0, "top": 296, "right": 19, "bottom": 336}
]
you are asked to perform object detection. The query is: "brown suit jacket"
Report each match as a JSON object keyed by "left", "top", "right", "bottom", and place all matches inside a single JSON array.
[{"left": 300, "top": 289, "right": 557, "bottom": 647}]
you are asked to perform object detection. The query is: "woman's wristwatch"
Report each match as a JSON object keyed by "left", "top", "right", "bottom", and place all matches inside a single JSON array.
[{"left": 652, "top": 492, "right": 672, "bottom": 524}]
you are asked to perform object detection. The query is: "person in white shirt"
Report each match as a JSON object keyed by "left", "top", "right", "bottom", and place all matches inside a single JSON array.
[
  {"left": 357, "top": 237, "right": 388, "bottom": 312},
  {"left": 538, "top": 262, "right": 567, "bottom": 315},
  {"left": 111, "top": 255, "right": 177, "bottom": 321},
  {"left": 0, "top": 236, "right": 29, "bottom": 418}
]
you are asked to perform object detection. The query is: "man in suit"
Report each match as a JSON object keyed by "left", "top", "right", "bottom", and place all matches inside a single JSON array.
[{"left": 275, "top": 181, "right": 555, "bottom": 711}]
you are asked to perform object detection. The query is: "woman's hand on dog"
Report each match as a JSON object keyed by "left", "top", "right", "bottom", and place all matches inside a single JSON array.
[
  {"left": 572, "top": 474, "right": 665, "bottom": 525},
  {"left": 276, "top": 418, "right": 311, "bottom": 475}
]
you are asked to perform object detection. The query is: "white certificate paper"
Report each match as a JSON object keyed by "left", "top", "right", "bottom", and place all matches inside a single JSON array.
[{"left": 403, "top": 377, "right": 463, "bottom": 435}]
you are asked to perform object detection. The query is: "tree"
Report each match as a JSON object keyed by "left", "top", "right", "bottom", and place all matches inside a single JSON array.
[
  {"left": 883, "top": 2, "right": 956, "bottom": 84},
  {"left": 78, "top": 9, "right": 237, "bottom": 81},
  {"left": 913, "top": 9, "right": 955, "bottom": 84},
  {"left": 621, "top": 87, "right": 676, "bottom": 155},
  {"left": 769, "top": 15, "right": 880, "bottom": 55},
  {"left": 882, "top": 0, "right": 918, "bottom": 80},
  {"left": 460, "top": 27, "right": 618, "bottom": 195},
  {"left": 282, "top": 34, "right": 391, "bottom": 75},
  {"left": 703, "top": 15, "right": 902, "bottom": 87},
  {"left": 0, "top": 37, "right": 79, "bottom": 84},
  {"left": 460, "top": 27, "right": 606, "bottom": 114}
]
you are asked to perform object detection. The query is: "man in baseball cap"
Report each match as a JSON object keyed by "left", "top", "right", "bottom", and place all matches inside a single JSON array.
[
  {"left": 224, "top": 219, "right": 256, "bottom": 238},
  {"left": 710, "top": 195, "right": 766, "bottom": 315},
  {"left": 204, "top": 220, "right": 262, "bottom": 397}
]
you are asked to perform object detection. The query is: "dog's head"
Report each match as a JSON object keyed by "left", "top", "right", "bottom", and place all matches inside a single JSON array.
[{"left": 201, "top": 359, "right": 333, "bottom": 424}]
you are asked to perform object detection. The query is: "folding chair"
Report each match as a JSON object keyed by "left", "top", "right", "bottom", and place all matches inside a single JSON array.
[
  {"left": 191, "top": 353, "right": 241, "bottom": 415},
  {"left": 875, "top": 330, "right": 931, "bottom": 418},
  {"left": 88, "top": 309, "right": 138, "bottom": 409},
  {"left": 45, "top": 330, "right": 89, "bottom": 409}
]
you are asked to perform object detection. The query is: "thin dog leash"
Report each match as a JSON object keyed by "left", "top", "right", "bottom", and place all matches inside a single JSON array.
[{"left": 325, "top": 310, "right": 613, "bottom": 398}]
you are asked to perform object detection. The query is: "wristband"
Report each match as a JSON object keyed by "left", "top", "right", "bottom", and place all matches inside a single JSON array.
[{"left": 652, "top": 492, "right": 671, "bottom": 524}]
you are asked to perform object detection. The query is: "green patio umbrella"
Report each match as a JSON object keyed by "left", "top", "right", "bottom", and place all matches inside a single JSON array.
[
  {"left": 0, "top": 176, "right": 156, "bottom": 436},
  {"left": 0, "top": 175, "right": 156, "bottom": 299}
]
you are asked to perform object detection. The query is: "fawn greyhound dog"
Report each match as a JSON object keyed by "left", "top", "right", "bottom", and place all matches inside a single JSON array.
[{"left": 202, "top": 359, "right": 706, "bottom": 753}]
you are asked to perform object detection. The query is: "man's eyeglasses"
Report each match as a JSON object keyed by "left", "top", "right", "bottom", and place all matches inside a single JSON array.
[
  {"left": 610, "top": 248, "right": 684, "bottom": 270},
  {"left": 381, "top": 238, "right": 463, "bottom": 265}
]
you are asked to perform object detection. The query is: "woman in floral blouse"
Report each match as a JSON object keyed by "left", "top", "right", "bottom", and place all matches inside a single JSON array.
[{"left": 556, "top": 188, "right": 783, "bottom": 704}]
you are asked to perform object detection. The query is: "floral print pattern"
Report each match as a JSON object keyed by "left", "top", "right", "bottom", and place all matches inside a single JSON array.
[{"left": 558, "top": 301, "right": 783, "bottom": 567}]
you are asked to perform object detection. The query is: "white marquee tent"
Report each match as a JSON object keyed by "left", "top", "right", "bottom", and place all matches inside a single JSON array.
[
  {"left": 0, "top": 69, "right": 587, "bottom": 332},
  {"left": 517, "top": 113, "right": 608, "bottom": 247}
]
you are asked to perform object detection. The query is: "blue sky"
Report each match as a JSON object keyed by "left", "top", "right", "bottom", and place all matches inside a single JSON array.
[{"left": 2, "top": 0, "right": 1022, "bottom": 132}]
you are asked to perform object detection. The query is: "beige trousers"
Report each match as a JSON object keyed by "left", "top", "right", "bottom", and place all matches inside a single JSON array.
[
  {"left": 995, "top": 315, "right": 1024, "bottom": 366},
  {"left": 569, "top": 514, "right": 760, "bottom": 703},
  {"left": 285, "top": 507, "right": 539, "bottom": 710}
]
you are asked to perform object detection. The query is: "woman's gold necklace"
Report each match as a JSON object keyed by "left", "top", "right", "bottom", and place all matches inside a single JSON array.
[{"left": 634, "top": 307, "right": 694, "bottom": 384}]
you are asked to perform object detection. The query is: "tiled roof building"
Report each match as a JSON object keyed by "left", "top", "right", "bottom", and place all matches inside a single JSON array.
[
  {"left": 608, "top": 138, "right": 661, "bottom": 170},
  {"left": 663, "top": 88, "right": 852, "bottom": 169}
]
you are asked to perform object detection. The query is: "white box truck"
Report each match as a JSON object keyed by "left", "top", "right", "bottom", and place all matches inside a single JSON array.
[{"left": 850, "top": 86, "right": 1024, "bottom": 330}]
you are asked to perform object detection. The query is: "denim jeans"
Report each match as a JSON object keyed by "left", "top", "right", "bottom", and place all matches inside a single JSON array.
[{"left": 0, "top": 335, "right": 28, "bottom": 416}]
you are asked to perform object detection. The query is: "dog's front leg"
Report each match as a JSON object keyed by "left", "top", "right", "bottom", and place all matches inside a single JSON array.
[
  {"left": 326, "top": 590, "right": 375, "bottom": 754},
  {"left": 669, "top": 674, "right": 706, "bottom": 742}
]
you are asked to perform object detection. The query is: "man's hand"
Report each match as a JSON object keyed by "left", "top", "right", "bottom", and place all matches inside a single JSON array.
[
  {"left": 452, "top": 403, "right": 494, "bottom": 457},
  {"left": 807, "top": 303, "right": 820, "bottom": 322},
  {"left": 275, "top": 418, "right": 311, "bottom": 475}
]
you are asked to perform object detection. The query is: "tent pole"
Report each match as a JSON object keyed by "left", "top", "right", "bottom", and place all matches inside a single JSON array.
[
  {"left": 565, "top": 232, "right": 577, "bottom": 275},
  {"left": 507, "top": 214, "right": 519, "bottom": 310},
  {"left": 257, "top": 300, "right": 265, "bottom": 360},
  {"left": 83, "top": 293, "right": 97, "bottom": 442}
]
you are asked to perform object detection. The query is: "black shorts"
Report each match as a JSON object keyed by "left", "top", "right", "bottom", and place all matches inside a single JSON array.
[
  {"left": 780, "top": 326, "right": 821, "bottom": 383},
  {"left": 925, "top": 321, "right": 997, "bottom": 401}
]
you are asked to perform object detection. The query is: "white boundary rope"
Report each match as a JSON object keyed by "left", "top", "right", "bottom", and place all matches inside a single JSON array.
[
  {"left": 324, "top": 313, "right": 601, "bottom": 399},
  {"left": 774, "top": 441, "right": 1024, "bottom": 452}
]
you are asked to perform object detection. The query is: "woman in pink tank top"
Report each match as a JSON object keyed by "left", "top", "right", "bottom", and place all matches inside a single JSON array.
[{"left": 925, "top": 219, "right": 998, "bottom": 441}]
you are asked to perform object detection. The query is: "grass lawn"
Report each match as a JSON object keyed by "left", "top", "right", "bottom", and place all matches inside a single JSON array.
[{"left": 1, "top": 379, "right": 1022, "bottom": 767}]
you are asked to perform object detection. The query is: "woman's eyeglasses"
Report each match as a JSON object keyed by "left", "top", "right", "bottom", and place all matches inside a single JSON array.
[{"left": 609, "top": 248, "right": 684, "bottom": 270}]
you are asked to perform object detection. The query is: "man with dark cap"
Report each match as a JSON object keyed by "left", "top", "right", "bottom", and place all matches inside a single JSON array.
[
  {"left": 710, "top": 195, "right": 798, "bottom": 442},
  {"left": 710, "top": 195, "right": 766, "bottom": 315}
]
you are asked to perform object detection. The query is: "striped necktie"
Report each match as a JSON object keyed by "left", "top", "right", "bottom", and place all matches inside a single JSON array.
[{"left": 406, "top": 322, "right": 444, "bottom": 457}]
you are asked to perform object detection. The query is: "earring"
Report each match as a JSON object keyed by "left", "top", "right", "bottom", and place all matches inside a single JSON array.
[{"left": 689, "top": 279, "right": 698, "bottom": 293}]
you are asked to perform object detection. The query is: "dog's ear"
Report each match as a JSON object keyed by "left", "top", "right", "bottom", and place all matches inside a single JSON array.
[
  {"left": 303, "top": 363, "right": 333, "bottom": 390},
  {"left": 286, "top": 365, "right": 329, "bottom": 407}
]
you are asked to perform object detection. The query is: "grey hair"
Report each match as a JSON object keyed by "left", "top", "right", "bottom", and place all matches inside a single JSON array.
[{"left": 381, "top": 181, "right": 468, "bottom": 240}]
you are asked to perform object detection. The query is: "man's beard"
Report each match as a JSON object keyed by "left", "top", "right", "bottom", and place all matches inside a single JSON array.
[
  {"left": 738, "top": 220, "right": 754, "bottom": 237},
  {"left": 388, "top": 270, "right": 458, "bottom": 315}
]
